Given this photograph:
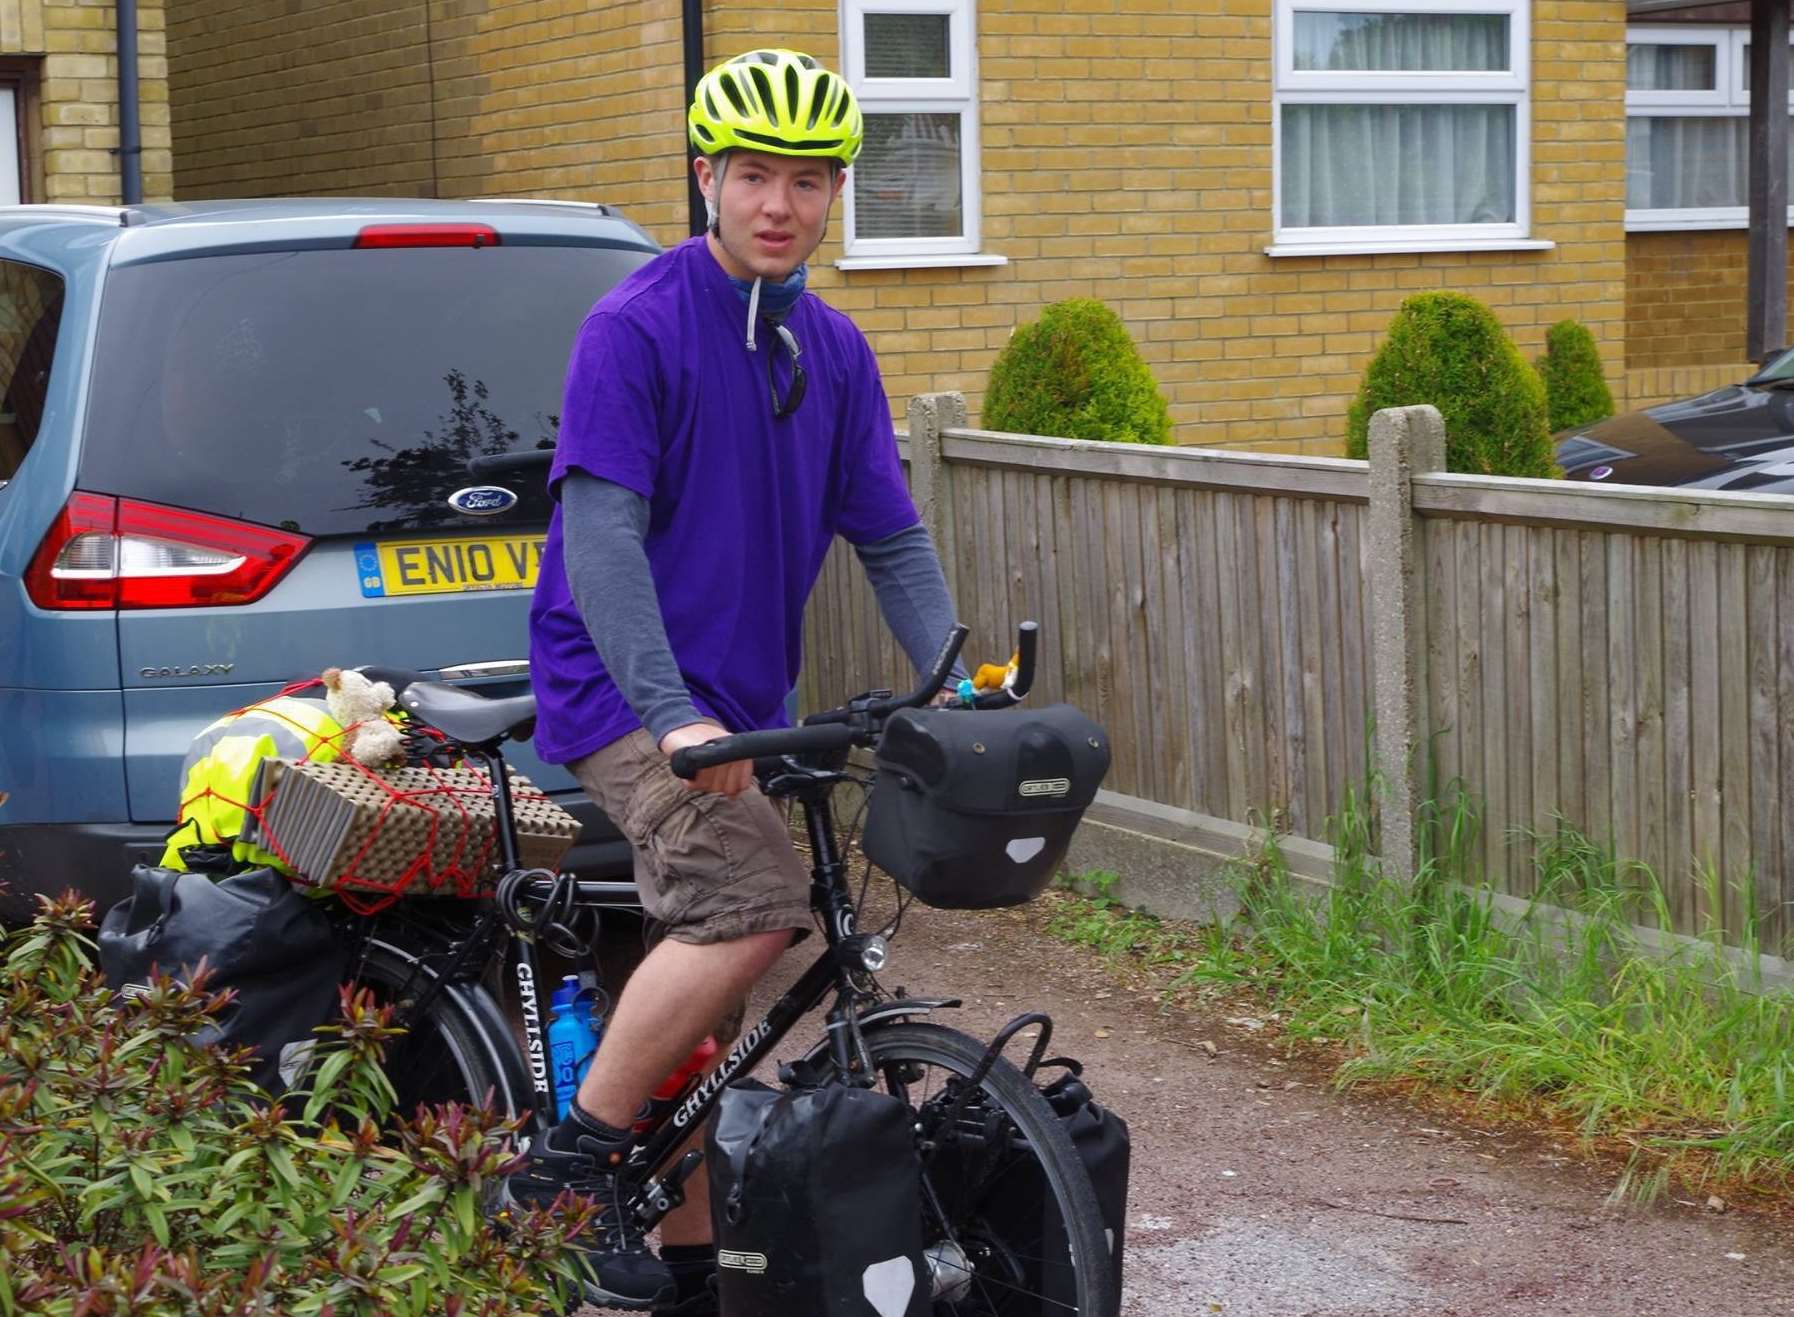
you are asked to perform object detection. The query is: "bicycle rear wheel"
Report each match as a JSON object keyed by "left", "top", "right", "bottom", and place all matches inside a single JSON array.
[
  {"left": 351, "top": 935, "right": 532, "bottom": 1121},
  {"left": 843, "top": 1021, "right": 1117, "bottom": 1317}
]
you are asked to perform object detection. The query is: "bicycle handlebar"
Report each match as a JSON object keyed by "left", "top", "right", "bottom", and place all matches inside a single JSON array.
[
  {"left": 668, "top": 620, "right": 1039, "bottom": 780},
  {"left": 1010, "top": 620, "right": 1038, "bottom": 701},
  {"left": 802, "top": 622, "right": 972, "bottom": 731},
  {"left": 669, "top": 723, "right": 857, "bottom": 779}
]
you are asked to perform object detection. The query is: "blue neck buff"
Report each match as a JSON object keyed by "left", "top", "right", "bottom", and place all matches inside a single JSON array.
[{"left": 729, "top": 264, "right": 808, "bottom": 323}]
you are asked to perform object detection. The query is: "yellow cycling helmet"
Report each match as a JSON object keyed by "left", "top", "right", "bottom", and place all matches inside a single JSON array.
[{"left": 688, "top": 48, "right": 864, "bottom": 166}]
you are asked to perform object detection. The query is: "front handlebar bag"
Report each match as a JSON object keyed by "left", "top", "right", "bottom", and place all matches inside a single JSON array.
[
  {"left": 706, "top": 1079, "right": 929, "bottom": 1317},
  {"left": 862, "top": 703, "right": 1110, "bottom": 909}
]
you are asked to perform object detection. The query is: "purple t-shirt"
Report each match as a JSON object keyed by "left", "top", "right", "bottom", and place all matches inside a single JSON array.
[{"left": 529, "top": 236, "right": 919, "bottom": 765}]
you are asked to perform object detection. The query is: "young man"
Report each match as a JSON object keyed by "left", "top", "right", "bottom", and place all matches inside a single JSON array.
[{"left": 508, "top": 49, "right": 964, "bottom": 1313}]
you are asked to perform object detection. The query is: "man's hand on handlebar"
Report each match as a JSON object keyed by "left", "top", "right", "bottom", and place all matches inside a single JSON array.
[{"left": 659, "top": 722, "right": 753, "bottom": 797}]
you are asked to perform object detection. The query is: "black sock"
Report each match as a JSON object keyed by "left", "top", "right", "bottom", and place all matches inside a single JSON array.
[
  {"left": 545, "top": 1100, "right": 633, "bottom": 1157},
  {"left": 661, "top": 1244, "right": 716, "bottom": 1303}
]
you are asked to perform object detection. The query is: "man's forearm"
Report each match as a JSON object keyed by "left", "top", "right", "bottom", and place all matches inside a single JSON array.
[
  {"left": 855, "top": 522, "right": 968, "bottom": 685},
  {"left": 561, "top": 472, "right": 705, "bottom": 741}
]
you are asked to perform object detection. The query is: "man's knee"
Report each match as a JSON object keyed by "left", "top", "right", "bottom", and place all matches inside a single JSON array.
[
  {"left": 721, "top": 925, "right": 796, "bottom": 978},
  {"left": 688, "top": 927, "right": 791, "bottom": 1043},
  {"left": 659, "top": 921, "right": 793, "bottom": 984},
  {"left": 657, "top": 917, "right": 794, "bottom": 965}
]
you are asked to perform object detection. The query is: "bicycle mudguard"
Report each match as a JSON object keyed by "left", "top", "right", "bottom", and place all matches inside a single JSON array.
[{"left": 793, "top": 998, "right": 960, "bottom": 1068}]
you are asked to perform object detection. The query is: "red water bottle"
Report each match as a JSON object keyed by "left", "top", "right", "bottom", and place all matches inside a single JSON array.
[{"left": 633, "top": 1034, "right": 720, "bottom": 1133}]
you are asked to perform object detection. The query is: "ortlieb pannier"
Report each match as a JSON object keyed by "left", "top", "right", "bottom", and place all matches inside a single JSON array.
[
  {"left": 97, "top": 863, "right": 347, "bottom": 1093},
  {"left": 862, "top": 703, "right": 1109, "bottom": 909},
  {"left": 1039, "top": 1060, "right": 1131, "bottom": 1312},
  {"left": 707, "top": 1080, "right": 930, "bottom": 1317}
]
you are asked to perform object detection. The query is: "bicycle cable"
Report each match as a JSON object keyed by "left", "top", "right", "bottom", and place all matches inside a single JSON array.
[
  {"left": 842, "top": 777, "right": 876, "bottom": 918},
  {"left": 837, "top": 770, "right": 916, "bottom": 941}
]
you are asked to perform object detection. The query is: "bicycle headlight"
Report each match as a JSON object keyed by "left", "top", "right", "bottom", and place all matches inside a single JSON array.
[{"left": 859, "top": 935, "right": 890, "bottom": 972}]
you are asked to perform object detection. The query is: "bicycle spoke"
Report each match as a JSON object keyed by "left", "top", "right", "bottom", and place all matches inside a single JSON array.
[
  {"left": 926, "top": 1250, "right": 1087, "bottom": 1315},
  {"left": 928, "top": 1247, "right": 1086, "bottom": 1315},
  {"left": 367, "top": 982, "right": 482, "bottom": 1113},
  {"left": 927, "top": 1226, "right": 1086, "bottom": 1315}
]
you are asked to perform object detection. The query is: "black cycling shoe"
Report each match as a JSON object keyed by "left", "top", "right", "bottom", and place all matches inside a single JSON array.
[
  {"left": 652, "top": 1289, "right": 719, "bottom": 1317},
  {"left": 653, "top": 1257, "right": 718, "bottom": 1316},
  {"left": 496, "top": 1135, "right": 675, "bottom": 1311}
]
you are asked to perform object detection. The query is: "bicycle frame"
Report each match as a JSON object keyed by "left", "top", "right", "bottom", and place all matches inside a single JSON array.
[
  {"left": 435, "top": 739, "right": 935, "bottom": 1224},
  {"left": 361, "top": 621, "right": 1038, "bottom": 1223}
]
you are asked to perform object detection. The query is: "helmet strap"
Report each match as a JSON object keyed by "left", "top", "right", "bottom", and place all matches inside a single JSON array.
[
  {"left": 703, "top": 146, "right": 828, "bottom": 346},
  {"left": 706, "top": 151, "right": 762, "bottom": 348},
  {"left": 704, "top": 152, "right": 729, "bottom": 233}
]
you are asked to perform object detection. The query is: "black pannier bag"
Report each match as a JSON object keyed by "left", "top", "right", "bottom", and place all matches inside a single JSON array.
[
  {"left": 862, "top": 703, "right": 1110, "bottom": 909},
  {"left": 706, "top": 1080, "right": 930, "bottom": 1317},
  {"left": 1040, "top": 1060, "right": 1131, "bottom": 1313},
  {"left": 98, "top": 864, "right": 347, "bottom": 1093}
]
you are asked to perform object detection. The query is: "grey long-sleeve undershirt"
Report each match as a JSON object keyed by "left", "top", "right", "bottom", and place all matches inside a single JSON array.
[{"left": 561, "top": 471, "right": 963, "bottom": 744}]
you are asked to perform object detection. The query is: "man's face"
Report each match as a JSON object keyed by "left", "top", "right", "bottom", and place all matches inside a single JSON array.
[{"left": 698, "top": 150, "right": 846, "bottom": 282}]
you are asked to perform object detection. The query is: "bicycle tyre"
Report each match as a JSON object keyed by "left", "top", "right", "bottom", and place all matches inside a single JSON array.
[
  {"left": 351, "top": 935, "right": 532, "bottom": 1122},
  {"left": 836, "top": 1021, "right": 1117, "bottom": 1317}
]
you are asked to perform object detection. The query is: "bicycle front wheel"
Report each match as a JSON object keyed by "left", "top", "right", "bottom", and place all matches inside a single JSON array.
[{"left": 845, "top": 1021, "right": 1117, "bottom": 1317}]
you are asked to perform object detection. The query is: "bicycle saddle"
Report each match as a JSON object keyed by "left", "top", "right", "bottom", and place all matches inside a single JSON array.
[{"left": 397, "top": 680, "right": 537, "bottom": 745}]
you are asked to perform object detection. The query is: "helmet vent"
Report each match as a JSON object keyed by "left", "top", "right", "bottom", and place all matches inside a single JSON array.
[
  {"left": 705, "top": 89, "right": 721, "bottom": 120},
  {"left": 830, "top": 79, "right": 851, "bottom": 125},
  {"left": 748, "top": 65, "right": 777, "bottom": 120},
  {"left": 785, "top": 63, "right": 801, "bottom": 119},
  {"left": 806, "top": 85, "right": 826, "bottom": 129},
  {"left": 720, "top": 73, "right": 751, "bottom": 117}
]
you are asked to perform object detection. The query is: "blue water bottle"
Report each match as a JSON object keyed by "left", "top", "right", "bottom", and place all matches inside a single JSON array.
[{"left": 548, "top": 975, "right": 596, "bottom": 1121}]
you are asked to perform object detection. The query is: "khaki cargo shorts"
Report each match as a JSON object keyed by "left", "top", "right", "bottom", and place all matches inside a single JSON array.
[{"left": 569, "top": 729, "right": 811, "bottom": 946}]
